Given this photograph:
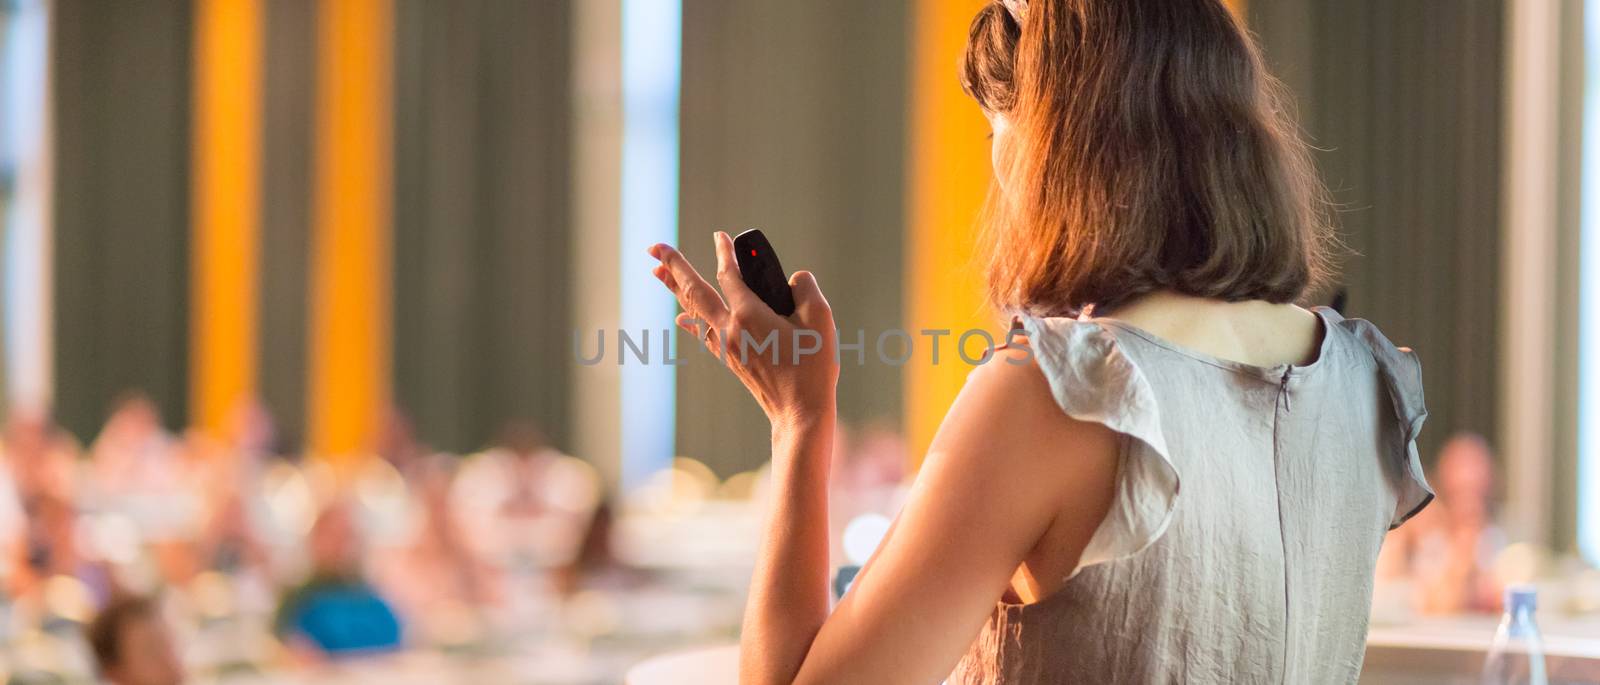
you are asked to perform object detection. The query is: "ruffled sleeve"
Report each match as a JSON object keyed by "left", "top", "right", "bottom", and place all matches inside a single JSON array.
[
  {"left": 1020, "top": 315, "right": 1180, "bottom": 575},
  {"left": 1331, "top": 311, "right": 1434, "bottom": 529}
]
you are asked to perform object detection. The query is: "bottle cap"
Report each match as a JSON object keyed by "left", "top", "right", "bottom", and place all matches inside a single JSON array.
[{"left": 1505, "top": 584, "right": 1538, "bottom": 614}]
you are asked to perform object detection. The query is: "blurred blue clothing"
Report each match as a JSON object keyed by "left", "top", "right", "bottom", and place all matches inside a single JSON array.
[{"left": 274, "top": 574, "right": 402, "bottom": 655}]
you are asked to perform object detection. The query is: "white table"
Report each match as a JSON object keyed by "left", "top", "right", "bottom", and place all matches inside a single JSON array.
[
  {"left": 627, "top": 619, "right": 1600, "bottom": 685},
  {"left": 1364, "top": 616, "right": 1600, "bottom": 684},
  {"left": 625, "top": 644, "right": 739, "bottom": 685}
]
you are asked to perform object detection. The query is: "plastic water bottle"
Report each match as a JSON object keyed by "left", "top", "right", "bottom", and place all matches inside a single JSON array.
[{"left": 1481, "top": 585, "right": 1549, "bottom": 685}]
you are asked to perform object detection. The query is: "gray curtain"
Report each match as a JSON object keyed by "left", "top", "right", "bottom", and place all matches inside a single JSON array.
[
  {"left": 392, "top": 0, "right": 574, "bottom": 454},
  {"left": 676, "top": 0, "right": 909, "bottom": 477},
  {"left": 51, "top": 0, "right": 192, "bottom": 440},
  {"left": 1552, "top": 0, "right": 1585, "bottom": 553},
  {"left": 258, "top": 0, "right": 315, "bottom": 452},
  {"left": 1250, "top": 1, "right": 1504, "bottom": 469}
]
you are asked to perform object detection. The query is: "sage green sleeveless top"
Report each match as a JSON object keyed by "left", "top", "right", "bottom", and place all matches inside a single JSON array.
[{"left": 950, "top": 307, "right": 1432, "bottom": 684}]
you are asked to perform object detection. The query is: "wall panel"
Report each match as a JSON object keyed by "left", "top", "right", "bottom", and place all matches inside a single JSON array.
[
  {"left": 677, "top": 0, "right": 909, "bottom": 477},
  {"left": 392, "top": 0, "right": 573, "bottom": 454},
  {"left": 52, "top": 0, "right": 192, "bottom": 439},
  {"left": 1250, "top": 0, "right": 1504, "bottom": 469}
]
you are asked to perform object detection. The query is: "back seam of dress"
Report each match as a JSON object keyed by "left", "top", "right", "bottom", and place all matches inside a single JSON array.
[{"left": 1271, "top": 366, "right": 1292, "bottom": 685}]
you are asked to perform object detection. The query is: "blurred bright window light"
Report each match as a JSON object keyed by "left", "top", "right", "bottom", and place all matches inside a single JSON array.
[
  {"left": 842, "top": 512, "right": 892, "bottom": 566},
  {"left": 619, "top": 0, "right": 681, "bottom": 492},
  {"left": 1581, "top": 0, "right": 1600, "bottom": 566},
  {"left": 1, "top": 0, "right": 52, "bottom": 412}
]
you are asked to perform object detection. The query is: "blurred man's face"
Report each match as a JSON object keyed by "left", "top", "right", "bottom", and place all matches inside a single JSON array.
[
  {"left": 1438, "top": 439, "right": 1494, "bottom": 502},
  {"left": 106, "top": 616, "right": 185, "bottom": 685},
  {"left": 309, "top": 505, "right": 360, "bottom": 573}
]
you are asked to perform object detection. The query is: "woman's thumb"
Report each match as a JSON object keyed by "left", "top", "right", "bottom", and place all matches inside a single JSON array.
[{"left": 788, "top": 270, "right": 829, "bottom": 316}]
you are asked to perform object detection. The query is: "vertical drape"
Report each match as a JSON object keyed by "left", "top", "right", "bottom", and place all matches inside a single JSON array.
[
  {"left": 1250, "top": 1, "right": 1504, "bottom": 468},
  {"left": 257, "top": 0, "right": 315, "bottom": 452},
  {"left": 52, "top": 0, "right": 192, "bottom": 440},
  {"left": 391, "top": 0, "right": 573, "bottom": 454},
  {"left": 676, "top": 0, "right": 909, "bottom": 477},
  {"left": 1550, "top": 0, "right": 1585, "bottom": 553}
]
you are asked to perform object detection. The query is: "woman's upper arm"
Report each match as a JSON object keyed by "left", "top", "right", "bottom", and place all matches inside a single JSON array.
[{"left": 792, "top": 348, "right": 1120, "bottom": 684}]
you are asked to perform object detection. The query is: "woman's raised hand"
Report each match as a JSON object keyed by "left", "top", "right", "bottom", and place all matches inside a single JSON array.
[{"left": 648, "top": 231, "right": 838, "bottom": 428}]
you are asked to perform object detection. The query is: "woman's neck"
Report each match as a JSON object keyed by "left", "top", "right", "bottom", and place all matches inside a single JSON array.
[
  {"left": 1100, "top": 290, "right": 1303, "bottom": 322},
  {"left": 1094, "top": 290, "right": 1323, "bottom": 368}
]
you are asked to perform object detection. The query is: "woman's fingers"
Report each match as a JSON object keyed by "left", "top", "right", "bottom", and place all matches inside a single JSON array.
[
  {"left": 675, "top": 312, "right": 725, "bottom": 356},
  {"left": 787, "top": 270, "right": 831, "bottom": 323},
  {"left": 649, "top": 243, "right": 728, "bottom": 323},
  {"left": 675, "top": 311, "right": 716, "bottom": 338},
  {"left": 652, "top": 264, "right": 677, "bottom": 291},
  {"left": 651, "top": 257, "right": 697, "bottom": 315},
  {"left": 712, "top": 231, "right": 761, "bottom": 312},
  {"left": 676, "top": 311, "right": 713, "bottom": 338}
]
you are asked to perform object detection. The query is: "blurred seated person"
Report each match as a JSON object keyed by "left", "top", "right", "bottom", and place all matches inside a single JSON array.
[
  {"left": 12, "top": 492, "right": 114, "bottom": 607},
  {"left": 190, "top": 406, "right": 277, "bottom": 582},
  {"left": 197, "top": 492, "right": 271, "bottom": 580},
  {"left": 87, "top": 595, "right": 185, "bottom": 685},
  {"left": 1, "top": 410, "right": 83, "bottom": 593},
  {"left": 0, "top": 429, "right": 31, "bottom": 585},
  {"left": 350, "top": 409, "right": 430, "bottom": 551},
  {"left": 1376, "top": 432, "right": 1505, "bottom": 613},
  {"left": 828, "top": 421, "right": 908, "bottom": 564},
  {"left": 220, "top": 399, "right": 278, "bottom": 459},
  {"left": 830, "top": 420, "right": 906, "bottom": 494},
  {"left": 373, "top": 455, "right": 501, "bottom": 618},
  {"left": 88, "top": 394, "right": 181, "bottom": 495},
  {"left": 3, "top": 406, "right": 81, "bottom": 503},
  {"left": 273, "top": 501, "right": 402, "bottom": 658},
  {"left": 87, "top": 394, "right": 200, "bottom": 549},
  {"left": 552, "top": 499, "right": 642, "bottom": 597},
  {"left": 375, "top": 406, "right": 427, "bottom": 475},
  {"left": 453, "top": 421, "right": 599, "bottom": 570}
]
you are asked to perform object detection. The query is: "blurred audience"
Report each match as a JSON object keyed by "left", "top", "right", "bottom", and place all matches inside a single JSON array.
[
  {"left": 374, "top": 454, "right": 501, "bottom": 628},
  {"left": 11, "top": 394, "right": 1536, "bottom": 681},
  {"left": 0, "top": 394, "right": 638, "bottom": 679},
  {"left": 453, "top": 421, "right": 600, "bottom": 572},
  {"left": 88, "top": 394, "right": 203, "bottom": 590},
  {"left": 828, "top": 420, "right": 907, "bottom": 568},
  {"left": 1377, "top": 432, "right": 1507, "bottom": 614},
  {"left": 552, "top": 499, "right": 631, "bottom": 597},
  {"left": 15, "top": 491, "right": 112, "bottom": 605}
]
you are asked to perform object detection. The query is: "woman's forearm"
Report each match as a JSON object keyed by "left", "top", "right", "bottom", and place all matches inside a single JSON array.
[
  {"left": 645, "top": 237, "right": 841, "bottom": 681},
  {"left": 740, "top": 411, "right": 836, "bottom": 685}
]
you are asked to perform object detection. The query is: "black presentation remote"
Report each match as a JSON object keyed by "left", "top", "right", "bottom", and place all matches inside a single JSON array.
[{"left": 732, "top": 229, "right": 797, "bottom": 316}]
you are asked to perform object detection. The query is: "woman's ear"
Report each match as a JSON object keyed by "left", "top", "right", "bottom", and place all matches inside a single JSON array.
[{"left": 987, "top": 112, "right": 1015, "bottom": 192}]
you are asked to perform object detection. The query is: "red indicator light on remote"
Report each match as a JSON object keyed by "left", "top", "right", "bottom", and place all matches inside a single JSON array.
[{"left": 750, "top": 249, "right": 757, "bottom": 256}]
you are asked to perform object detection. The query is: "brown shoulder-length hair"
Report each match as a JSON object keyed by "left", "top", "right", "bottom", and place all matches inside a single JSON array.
[{"left": 961, "top": 0, "right": 1336, "bottom": 317}]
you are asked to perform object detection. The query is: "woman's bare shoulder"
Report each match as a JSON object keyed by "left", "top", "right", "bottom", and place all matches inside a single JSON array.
[{"left": 930, "top": 340, "right": 1118, "bottom": 480}]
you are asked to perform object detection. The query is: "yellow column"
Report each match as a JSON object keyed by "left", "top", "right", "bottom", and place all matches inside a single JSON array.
[
  {"left": 905, "top": 0, "right": 994, "bottom": 470},
  {"left": 1225, "top": 0, "right": 1247, "bottom": 21},
  {"left": 191, "top": 0, "right": 263, "bottom": 433},
  {"left": 308, "top": 0, "right": 393, "bottom": 458}
]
